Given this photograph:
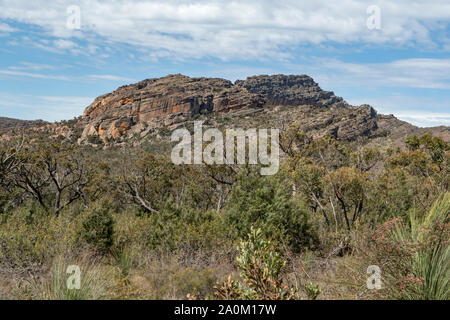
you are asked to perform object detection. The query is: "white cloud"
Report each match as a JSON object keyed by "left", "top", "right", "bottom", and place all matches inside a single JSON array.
[
  {"left": 87, "top": 74, "right": 136, "bottom": 82},
  {"left": 0, "top": 69, "right": 71, "bottom": 80},
  {"left": 9, "top": 62, "right": 57, "bottom": 71},
  {"left": 0, "top": 65, "right": 134, "bottom": 83},
  {"left": 0, "top": 0, "right": 449, "bottom": 60},
  {"left": 395, "top": 112, "right": 450, "bottom": 127},
  {"left": 0, "top": 22, "right": 15, "bottom": 32},
  {"left": 53, "top": 39, "right": 77, "bottom": 49},
  {"left": 313, "top": 58, "right": 450, "bottom": 90}
]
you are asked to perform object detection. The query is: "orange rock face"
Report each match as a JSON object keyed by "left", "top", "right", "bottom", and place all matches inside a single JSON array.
[{"left": 80, "top": 74, "right": 346, "bottom": 142}]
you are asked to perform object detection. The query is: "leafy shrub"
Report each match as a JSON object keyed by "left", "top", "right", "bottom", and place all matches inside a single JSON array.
[
  {"left": 79, "top": 201, "right": 114, "bottom": 253},
  {"left": 303, "top": 282, "right": 322, "bottom": 300},
  {"left": 351, "top": 192, "right": 449, "bottom": 300},
  {"left": 0, "top": 204, "right": 80, "bottom": 271},
  {"left": 224, "top": 171, "right": 316, "bottom": 252},
  {"left": 215, "top": 227, "right": 298, "bottom": 300}
]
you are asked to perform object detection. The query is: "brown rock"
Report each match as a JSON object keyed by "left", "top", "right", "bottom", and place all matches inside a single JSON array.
[
  {"left": 78, "top": 74, "right": 365, "bottom": 143},
  {"left": 80, "top": 74, "right": 265, "bottom": 142}
]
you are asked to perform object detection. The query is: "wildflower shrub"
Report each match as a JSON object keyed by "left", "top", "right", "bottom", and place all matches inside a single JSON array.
[{"left": 215, "top": 227, "right": 298, "bottom": 300}]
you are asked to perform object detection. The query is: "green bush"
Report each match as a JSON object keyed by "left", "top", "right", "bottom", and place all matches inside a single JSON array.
[
  {"left": 79, "top": 201, "right": 114, "bottom": 253},
  {"left": 215, "top": 227, "right": 297, "bottom": 300},
  {"left": 223, "top": 171, "right": 316, "bottom": 252}
]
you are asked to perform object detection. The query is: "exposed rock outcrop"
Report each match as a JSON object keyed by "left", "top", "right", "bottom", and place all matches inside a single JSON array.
[
  {"left": 236, "top": 74, "right": 347, "bottom": 108},
  {"left": 2, "top": 74, "right": 448, "bottom": 147},
  {"left": 79, "top": 74, "right": 347, "bottom": 142}
]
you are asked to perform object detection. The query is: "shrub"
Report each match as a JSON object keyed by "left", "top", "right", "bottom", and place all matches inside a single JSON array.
[
  {"left": 215, "top": 227, "right": 298, "bottom": 300},
  {"left": 351, "top": 192, "right": 449, "bottom": 300},
  {"left": 172, "top": 267, "right": 217, "bottom": 299},
  {"left": 303, "top": 282, "right": 322, "bottom": 300},
  {"left": 79, "top": 201, "right": 114, "bottom": 253},
  {"left": 223, "top": 171, "right": 316, "bottom": 252}
]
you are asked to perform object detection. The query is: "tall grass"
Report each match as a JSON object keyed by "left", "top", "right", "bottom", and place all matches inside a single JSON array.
[
  {"left": 38, "top": 257, "right": 113, "bottom": 300},
  {"left": 393, "top": 192, "right": 449, "bottom": 300}
]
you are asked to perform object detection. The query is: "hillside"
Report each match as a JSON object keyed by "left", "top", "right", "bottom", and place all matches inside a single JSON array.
[
  {"left": 0, "top": 74, "right": 448, "bottom": 301},
  {"left": 0, "top": 117, "right": 47, "bottom": 134}
]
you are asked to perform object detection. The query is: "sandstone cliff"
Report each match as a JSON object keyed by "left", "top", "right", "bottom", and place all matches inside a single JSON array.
[
  {"left": 79, "top": 74, "right": 347, "bottom": 143},
  {"left": 7, "top": 73, "right": 445, "bottom": 146}
]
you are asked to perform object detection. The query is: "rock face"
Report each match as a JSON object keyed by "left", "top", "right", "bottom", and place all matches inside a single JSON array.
[
  {"left": 80, "top": 74, "right": 347, "bottom": 142},
  {"left": 236, "top": 74, "right": 346, "bottom": 108},
  {"left": 329, "top": 104, "right": 378, "bottom": 141}
]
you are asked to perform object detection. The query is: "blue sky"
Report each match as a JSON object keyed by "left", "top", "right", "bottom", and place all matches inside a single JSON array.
[{"left": 0, "top": 0, "right": 449, "bottom": 127}]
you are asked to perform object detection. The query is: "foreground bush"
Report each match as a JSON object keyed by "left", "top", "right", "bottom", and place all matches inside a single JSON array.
[
  {"left": 352, "top": 192, "right": 449, "bottom": 300},
  {"left": 79, "top": 201, "right": 114, "bottom": 253},
  {"left": 224, "top": 171, "right": 317, "bottom": 252},
  {"left": 215, "top": 227, "right": 297, "bottom": 300}
]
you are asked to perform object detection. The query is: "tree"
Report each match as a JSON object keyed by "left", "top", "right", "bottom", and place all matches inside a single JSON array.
[
  {"left": 224, "top": 169, "right": 316, "bottom": 251},
  {"left": 324, "top": 167, "right": 366, "bottom": 230},
  {"left": 13, "top": 141, "right": 93, "bottom": 216},
  {"left": 120, "top": 153, "right": 178, "bottom": 214},
  {"left": 0, "top": 137, "right": 23, "bottom": 186},
  {"left": 80, "top": 200, "right": 114, "bottom": 253},
  {"left": 351, "top": 146, "right": 381, "bottom": 172},
  {"left": 0, "top": 138, "right": 24, "bottom": 212},
  {"left": 387, "top": 134, "right": 449, "bottom": 211},
  {"left": 279, "top": 124, "right": 311, "bottom": 157},
  {"left": 291, "top": 159, "right": 331, "bottom": 229}
]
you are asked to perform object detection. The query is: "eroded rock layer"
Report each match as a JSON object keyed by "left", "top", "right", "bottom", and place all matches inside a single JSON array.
[{"left": 80, "top": 74, "right": 347, "bottom": 142}]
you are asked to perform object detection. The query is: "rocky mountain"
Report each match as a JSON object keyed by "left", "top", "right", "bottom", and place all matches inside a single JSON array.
[
  {"left": 78, "top": 74, "right": 350, "bottom": 143},
  {"left": 1, "top": 74, "right": 448, "bottom": 146}
]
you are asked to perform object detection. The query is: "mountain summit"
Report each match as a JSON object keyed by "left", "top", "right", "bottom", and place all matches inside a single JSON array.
[
  {"left": 79, "top": 74, "right": 349, "bottom": 142},
  {"left": 1, "top": 74, "right": 448, "bottom": 145}
]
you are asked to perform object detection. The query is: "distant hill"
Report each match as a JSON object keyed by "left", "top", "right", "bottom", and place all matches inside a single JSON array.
[{"left": 0, "top": 117, "right": 48, "bottom": 134}]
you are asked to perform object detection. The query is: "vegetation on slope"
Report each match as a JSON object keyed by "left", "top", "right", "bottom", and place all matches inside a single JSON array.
[{"left": 0, "top": 125, "right": 448, "bottom": 300}]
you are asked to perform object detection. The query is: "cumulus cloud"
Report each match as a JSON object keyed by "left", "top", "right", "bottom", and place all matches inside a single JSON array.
[{"left": 0, "top": 0, "right": 449, "bottom": 59}]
